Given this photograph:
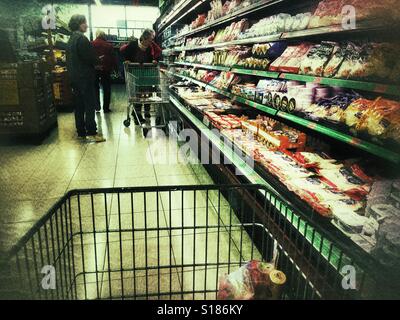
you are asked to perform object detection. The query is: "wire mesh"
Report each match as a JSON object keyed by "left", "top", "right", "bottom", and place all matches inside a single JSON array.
[
  {"left": 124, "top": 63, "right": 170, "bottom": 105},
  {"left": 0, "top": 185, "right": 389, "bottom": 300}
]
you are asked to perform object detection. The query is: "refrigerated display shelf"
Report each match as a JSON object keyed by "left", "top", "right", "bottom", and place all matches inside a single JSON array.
[
  {"left": 166, "top": 20, "right": 396, "bottom": 53},
  {"left": 159, "top": 0, "right": 203, "bottom": 32},
  {"left": 278, "top": 73, "right": 400, "bottom": 97},
  {"left": 231, "top": 67, "right": 281, "bottom": 79},
  {"left": 176, "top": 61, "right": 231, "bottom": 71},
  {"left": 170, "top": 93, "right": 354, "bottom": 274},
  {"left": 176, "top": 62, "right": 400, "bottom": 96},
  {"left": 168, "top": 0, "right": 284, "bottom": 41},
  {"left": 276, "top": 111, "right": 400, "bottom": 163},
  {"left": 171, "top": 34, "right": 282, "bottom": 52},
  {"left": 167, "top": 70, "right": 400, "bottom": 164}
]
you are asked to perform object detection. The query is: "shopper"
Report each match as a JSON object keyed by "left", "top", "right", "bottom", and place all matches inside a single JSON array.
[
  {"left": 150, "top": 30, "right": 162, "bottom": 61},
  {"left": 92, "top": 30, "right": 116, "bottom": 113},
  {"left": 66, "top": 14, "right": 105, "bottom": 143},
  {"left": 122, "top": 29, "right": 158, "bottom": 124}
]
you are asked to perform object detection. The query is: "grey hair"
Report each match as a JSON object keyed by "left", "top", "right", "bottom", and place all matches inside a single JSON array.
[
  {"left": 140, "top": 28, "right": 154, "bottom": 41},
  {"left": 68, "top": 14, "right": 86, "bottom": 32}
]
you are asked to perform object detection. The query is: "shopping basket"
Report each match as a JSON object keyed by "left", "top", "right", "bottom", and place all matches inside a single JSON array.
[
  {"left": 123, "top": 63, "right": 170, "bottom": 137},
  {"left": 0, "top": 185, "right": 381, "bottom": 300}
]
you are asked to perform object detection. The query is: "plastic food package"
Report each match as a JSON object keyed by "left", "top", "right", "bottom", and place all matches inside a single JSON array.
[
  {"left": 306, "top": 92, "right": 361, "bottom": 123},
  {"left": 333, "top": 43, "right": 370, "bottom": 80},
  {"left": 332, "top": 209, "right": 369, "bottom": 234},
  {"left": 362, "top": 43, "right": 400, "bottom": 83},
  {"left": 269, "top": 43, "right": 313, "bottom": 73},
  {"left": 323, "top": 43, "right": 347, "bottom": 77},
  {"left": 342, "top": 98, "right": 372, "bottom": 129},
  {"left": 218, "top": 261, "right": 286, "bottom": 300},
  {"left": 318, "top": 166, "right": 371, "bottom": 197},
  {"left": 242, "top": 13, "right": 309, "bottom": 39},
  {"left": 308, "top": 0, "right": 398, "bottom": 29},
  {"left": 293, "top": 151, "right": 337, "bottom": 169},
  {"left": 299, "top": 42, "right": 336, "bottom": 76},
  {"left": 356, "top": 98, "right": 400, "bottom": 142}
]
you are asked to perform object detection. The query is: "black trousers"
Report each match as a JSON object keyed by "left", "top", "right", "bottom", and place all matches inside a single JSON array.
[
  {"left": 95, "top": 71, "right": 112, "bottom": 111},
  {"left": 134, "top": 104, "right": 150, "bottom": 118},
  {"left": 71, "top": 79, "right": 97, "bottom": 136}
]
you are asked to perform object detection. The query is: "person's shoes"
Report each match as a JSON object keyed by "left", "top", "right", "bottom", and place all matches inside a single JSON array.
[
  {"left": 95, "top": 105, "right": 101, "bottom": 112},
  {"left": 86, "top": 134, "right": 106, "bottom": 143},
  {"left": 103, "top": 109, "right": 112, "bottom": 113}
]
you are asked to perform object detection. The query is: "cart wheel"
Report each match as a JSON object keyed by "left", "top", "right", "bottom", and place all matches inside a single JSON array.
[{"left": 123, "top": 119, "right": 131, "bottom": 127}]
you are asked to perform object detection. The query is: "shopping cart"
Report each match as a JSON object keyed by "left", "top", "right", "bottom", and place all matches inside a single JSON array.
[
  {"left": 123, "top": 63, "right": 170, "bottom": 137},
  {"left": 0, "top": 185, "right": 379, "bottom": 300}
]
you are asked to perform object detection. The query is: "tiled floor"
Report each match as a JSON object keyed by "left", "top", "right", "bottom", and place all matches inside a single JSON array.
[
  {"left": 0, "top": 85, "right": 260, "bottom": 299},
  {"left": 0, "top": 85, "right": 213, "bottom": 253}
]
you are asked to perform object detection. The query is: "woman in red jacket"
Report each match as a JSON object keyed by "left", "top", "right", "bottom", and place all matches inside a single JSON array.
[{"left": 91, "top": 30, "right": 117, "bottom": 113}]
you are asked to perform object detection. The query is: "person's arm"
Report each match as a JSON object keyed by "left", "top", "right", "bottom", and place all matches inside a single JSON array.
[
  {"left": 77, "top": 35, "right": 98, "bottom": 66},
  {"left": 122, "top": 42, "right": 135, "bottom": 62},
  {"left": 151, "top": 41, "right": 162, "bottom": 61}
]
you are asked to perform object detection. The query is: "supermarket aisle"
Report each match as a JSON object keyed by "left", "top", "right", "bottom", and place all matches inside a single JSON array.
[
  {"left": 0, "top": 85, "right": 214, "bottom": 253},
  {"left": 0, "top": 85, "right": 260, "bottom": 300}
]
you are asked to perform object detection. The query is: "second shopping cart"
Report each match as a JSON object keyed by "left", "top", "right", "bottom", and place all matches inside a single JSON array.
[{"left": 123, "top": 63, "right": 170, "bottom": 137}]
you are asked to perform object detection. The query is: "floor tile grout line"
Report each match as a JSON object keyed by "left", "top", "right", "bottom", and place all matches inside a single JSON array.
[{"left": 98, "top": 108, "right": 123, "bottom": 298}]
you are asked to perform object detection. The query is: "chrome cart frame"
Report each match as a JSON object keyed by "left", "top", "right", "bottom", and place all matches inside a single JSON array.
[{"left": 123, "top": 63, "right": 170, "bottom": 137}]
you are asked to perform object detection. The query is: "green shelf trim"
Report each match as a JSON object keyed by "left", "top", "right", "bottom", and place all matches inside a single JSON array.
[
  {"left": 176, "top": 62, "right": 399, "bottom": 96},
  {"left": 232, "top": 96, "right": 277, "bottom": 116},
  {"left": 231, "top": 67, "right": 280, "bottom": 79},
  {"left": 280, "top": 73, "right": 400, "bottom": 97},
  {"left": 176, "top": 62, "right": 231, "bottom": 72},
  {"left": 171, "top": 72, "right": 276, "bottom": 114},
  {"left": 168, "top": 71, "right": 400, "bottom": 164},
  {"left": 170, "top": 94, "right": 347, "bottom": 270},
  {"left": 277, "top": 111, "right": 400, "bottom": 164}
]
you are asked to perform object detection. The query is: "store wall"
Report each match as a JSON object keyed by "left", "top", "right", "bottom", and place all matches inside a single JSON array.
[
  {"left": 0, "top": 0, "right": 160, "bottom": 62},
  {"left": 0, "top": 0, "right": 87, "bottom": 60}
]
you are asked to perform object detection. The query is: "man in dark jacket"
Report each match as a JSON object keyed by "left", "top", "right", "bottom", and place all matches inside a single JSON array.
[
  {"left": 66, "top": 14, "right": 105, "bottom": 143},
  {"left": 92, "top": 30, "right": 116, "bottom": 113}
]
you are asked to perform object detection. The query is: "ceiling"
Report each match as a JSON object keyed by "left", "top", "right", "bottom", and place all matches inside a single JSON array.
[{"left": 37, "top": 0, "right": 159, "bottom": 6}]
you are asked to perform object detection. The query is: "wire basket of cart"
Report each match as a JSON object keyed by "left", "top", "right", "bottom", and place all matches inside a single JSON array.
[{"left": 123, "top": 63, "right": 170, "bottom": 136}]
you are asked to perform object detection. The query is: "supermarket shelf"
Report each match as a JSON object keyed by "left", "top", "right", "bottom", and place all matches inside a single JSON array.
[
  {"left": 170, "top": 71, "right": 277, "bottom": 115},
  {"left": 280, "top": 19, "right": 388, "bottom": 39},
  {"left": 169, "top": 21, "right": 395, "bottom": 52},
  {"left": 169, "top": 0, "right": 284, "bottom": 40},
  {"left": 174, "top": 34, "right": 282, "bottom": 51},
  {"left": 276, "top": 111, "right": 400, "bottom": 163},
  {"left": 167, "top": 71, "right": 400, "bottom": 163},
  {"left": 229, "top": 67, "right": 281, "bottom": 79},
  {"left": 176, "top": 62, "right": 400, "bottom": 96},
  {"left": 279, "top": 73, "right": 400, "bottom": 96},
  {"left": 175, "top": 61, "right": 230, "bottom": 71},
  {"left": 159, "top": 0, "right": 205, "bottom": 33},
  {"left": 159, "top": 60, "right": 175, "bottom": 66},
  {"left": 169, "top": 93, "right": 348, "bottom": 272}
]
